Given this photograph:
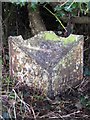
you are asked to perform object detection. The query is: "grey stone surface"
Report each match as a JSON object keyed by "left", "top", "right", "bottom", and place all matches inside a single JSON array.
[{"left": 8, "top": 31, "right": 84, "bottom": 97}]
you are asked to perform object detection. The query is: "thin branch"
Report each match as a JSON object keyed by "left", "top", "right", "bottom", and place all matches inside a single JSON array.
[
  {"left": 67, "top": 0, "right": 75, "bottom": 9},
  {"left": 43, "top": 5, "right": 67, "bottom": 32},
  {"left": 8, "top": 108, "right": 13, "bottom": 120},
  {"left": 0, "top": 115, "right": 5, "bottom": 120},
  {"left": 30, "top": 106, "right": 36, "bottom": 120},
  {"left": 60, "top": 16, "right": 90, "bottom": 24},
  {"left": 60, "top": 0, "right": 69, "bottom": 7},
  {"left": 40, "top": 111, "right": 55, "bottom": 118},
  {"left": 12, "top": 89, "right": 36, "bottom": 119},
  {"left": 40, "top": 110, "right": 81, "bottom": 119},
  {"left": 13, "top": 102, "right": 16, "bottom": 119},
  {"left": 62, "top": 110, "right": 81, "bottom": 118}
]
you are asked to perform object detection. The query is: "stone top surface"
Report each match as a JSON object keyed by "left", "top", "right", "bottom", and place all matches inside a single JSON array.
[{"left": 9, "top": 31, "right": 83, "bottom": 71}]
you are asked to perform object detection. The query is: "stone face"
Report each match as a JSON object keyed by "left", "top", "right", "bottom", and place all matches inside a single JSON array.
[{"left": 8, "top": 31, "right": 84, "bottom": 96}]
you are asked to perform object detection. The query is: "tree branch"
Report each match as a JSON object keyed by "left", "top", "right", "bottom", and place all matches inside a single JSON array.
[{"left": 61, "top": 16, "right": 90, "bottom": 24}]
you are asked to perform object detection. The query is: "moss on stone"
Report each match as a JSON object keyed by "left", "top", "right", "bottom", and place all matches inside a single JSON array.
[
  {"left": 62, "top": 34, "right": 76, "bottom": 45},
  {"left": 43, "top": 32, "right": 77, "bottom": 45},
  {"left": 43, "top": 32, "right": 60, "bottom": 41}
]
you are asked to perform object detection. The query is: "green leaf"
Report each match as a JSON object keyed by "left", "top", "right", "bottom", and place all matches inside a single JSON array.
[
  {"left": 30, "top": 3, "right": 37, "bottom": 12},
  {"left": 55, "top": 11, "right": 65, "bottom": 17},
  {"left": 9, "top": 93, "right": 15, "bottom": 99},
  {"left": 64, "top": 6, "right": 72, "bottom": 12},
  {"left": 54, "top": 5, "right": 62, "bottom": 12},
  {"left": 71, "top": 3, "right": 79, "bottom": 9}
]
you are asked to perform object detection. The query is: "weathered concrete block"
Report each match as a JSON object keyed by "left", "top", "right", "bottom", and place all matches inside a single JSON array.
[{"left": 8, "top": 31, "right": 83, "bottom": 96}]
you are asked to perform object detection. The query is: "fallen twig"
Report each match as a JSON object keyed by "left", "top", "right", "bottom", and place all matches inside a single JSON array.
[
  {"left": 61, "top": 110, "right": 81, "bottom": 118},
  {"left": 14, "top": 89, "right": 37, "bottom": 119},
  {"left": 0, "top": 115, "right": 5, "bottom": 120},
  {"left": 40, "top": 110, "right": 81, "bottom": 119},
  {"left": 40, "top": 111, "right": 55, "bottom": 118}
]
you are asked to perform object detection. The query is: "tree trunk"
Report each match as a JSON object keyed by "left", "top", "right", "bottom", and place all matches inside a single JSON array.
[{"left": 27, "top": 3, "right": 46, "bottom": 36}]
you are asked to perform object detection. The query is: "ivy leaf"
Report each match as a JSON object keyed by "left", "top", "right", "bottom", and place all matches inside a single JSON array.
[
  {"left": 71, "top": 3, "right": 79, "bottom": 9},
  {"left": 30, "top": 3, "right": 37, "bottom": 12},
  {"left": 54, "top": 5, "right": 62, "bottom": 12},
  {"left": 64, "top": 6, "right": 73, "bottom": 12},
  {"left": 55, "top": 11, "right": 65, "bottom": 17}
]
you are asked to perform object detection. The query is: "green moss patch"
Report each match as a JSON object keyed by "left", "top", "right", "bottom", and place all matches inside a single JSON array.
[
  {"left": 43, "top": 32, "right": 77, "bottom": 45},
  {"left": 43, "top": 32, "right": 60, "bottom": 41}
]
